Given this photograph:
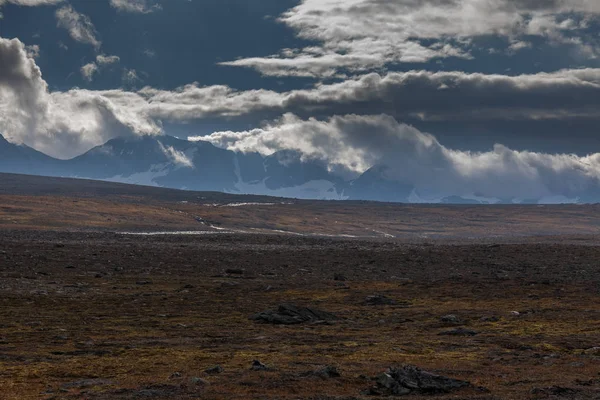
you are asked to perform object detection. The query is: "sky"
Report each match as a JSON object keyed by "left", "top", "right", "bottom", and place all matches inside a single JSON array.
[{"left": 2, "top": 0, "right": 600, "bottom": 200}]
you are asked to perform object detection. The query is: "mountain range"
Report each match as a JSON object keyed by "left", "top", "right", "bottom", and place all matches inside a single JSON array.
[{"left": 0, "top": 134, "right": 596, "bottom": 204}]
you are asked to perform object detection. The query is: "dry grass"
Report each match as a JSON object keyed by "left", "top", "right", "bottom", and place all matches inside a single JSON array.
[{"left": 0, "top": 232, "right": 599, "bottom": 399}]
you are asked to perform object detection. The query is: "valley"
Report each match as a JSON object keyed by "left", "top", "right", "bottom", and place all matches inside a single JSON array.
[{"left": 0, "top": 174, "right": 599, "bottom": 399}]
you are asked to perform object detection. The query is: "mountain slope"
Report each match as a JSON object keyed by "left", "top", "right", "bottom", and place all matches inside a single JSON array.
[
  {"left": 0, "top": 135, "right": 61, "bottom": 176},
  {"left": 0, "top": 134, "right": 596, "bottom": 204}
]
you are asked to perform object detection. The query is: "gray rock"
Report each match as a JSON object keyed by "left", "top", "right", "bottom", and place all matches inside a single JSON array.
[
  {"left": 205, "top": 365, "right": 224, "bottom": 374},
  {"left": 365, "top": 294, "right": 396, "bottom": 305},
  {"left": 251, "top": 304, "right": 338, "bottom": 325},
  {"left": 440, "top": 314, "right": 461, "bottom": 325},
  {"left": 251, "top": 360, "right": 270, "bottom": 371},
  {"left": 190, "top": 377, "right": 210, "bottom": 386},
  {"left": 367, "top": 365, "right": 471, "bottom": 396}
]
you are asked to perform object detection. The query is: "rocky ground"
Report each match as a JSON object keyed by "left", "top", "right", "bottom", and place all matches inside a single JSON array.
[{"left": 0, "top": 231, "right": 599, "bottom": 399}]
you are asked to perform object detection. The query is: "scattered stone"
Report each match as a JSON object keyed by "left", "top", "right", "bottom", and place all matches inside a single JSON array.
[
  {"left": 225, "top": 268, "right": 244, "bottom": 275},
  {"left": 570, "top": 362, "right": 584, "bottom": 368},
  {"left": 365, "top": 365, "right": 471, "bottom": 396},
  {"left": 251, "top": 360, "right": 270, "bottom": 371},
  {"left": 440, "top": 314, "right": 461, "bottom": 325},
  {"left": 574, "top": 378, "right": 600, "bottom": 386},
  {"left": 333, "top": 273, "right": 347, "bottom": 281},
  {"left": 169, "top": 372, "right": 182, "bottom": 379},
  {"left": 365, "top": 294, "right": 396, "bottom": 306},
  {"left": 583, "top": 347, "right": 600, "bottom": 356},
  {"left": 205, "top": 365, "right": 224, "bottom": 374},
  {"left": 251, "top": 304, "right": 338, "bottom": 325},
  {"left": 438, "top": 328, "right": 478, "bottom": 336},
  {"left": 510, "top": 311, "right": 520, "bottom": 316},
  {"left": 190, "top": 377, "right": 210, "bottom": 386}
]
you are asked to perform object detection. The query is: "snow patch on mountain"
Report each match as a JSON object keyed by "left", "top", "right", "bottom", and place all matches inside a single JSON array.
[{"left": 233, "top": 178, "right": 347, "bottom": 200}]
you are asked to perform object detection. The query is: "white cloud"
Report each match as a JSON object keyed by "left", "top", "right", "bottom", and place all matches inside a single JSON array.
[
  {"left": 80, "top": 62, "right": 98, "bottom": 81},
  {"left": 122, "top": 68, "right": 141, "bottom": 84},
  {"left": 0, "top": 0, "right": 63, "bottom": 5},
  {"left": 222, "top": 0, "right": 600, "bottom": 77},
  {"left": 0, "top": 37, "right": 160, "bottom": 159},
  {"left": 195, "top": 113, "right": 600, "bottom": 201},
  {"left": 55, "top": 5, "right": 101, "bottom": 49},
  {"left": 109, "top": 0, "right": 161, "bottom": 14},
  {"left": 96, "top": 54, "right": 120, "bottom": 66},
  {"left": 158, "top": 143, "right": 194, "bottom": 168},
  {"left": 80, "top": 55, "right": 120, "bottom": 82},
  {"left": 4, "top": 35, "right": 600, "bottom": 160}
]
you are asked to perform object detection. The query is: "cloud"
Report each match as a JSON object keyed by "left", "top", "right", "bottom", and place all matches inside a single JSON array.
[
  {"left": 122, "top": 68, "right": 141, "bottom": 84},
  {"left": 80, "top": 62, "right": 98, "bottom": 81},
  {"left": 96, "top": 54, "right": 120, "bottom": 66},
  {"left": 55, "top": 5, "right": 101, "bottom": 49},
  {"left": 158, "top": 143, "right": 194, "bottom": 168},
  {"left": 279, "top": 70, "right": 600, "bottom": 122},
  {"left": 109, "top": 0, "right": 161, "bottom": 14},
  {"left": 80, "top": 55, "right": 120, "bottom": 82},
  {"left": 4, "top": 35, "right": 600, "bottom": 160},
  {"left": 0, "top": 37, "right": 160, "bottom": 159},
  {"left": 221, "top": 0, "right": 600, "bottom": 77},
  {"left": 0, "top": 0, "right": 63, "bottom": 5},
  {"left": 195, "top": 113, "right": 600, "bottom": 201}
]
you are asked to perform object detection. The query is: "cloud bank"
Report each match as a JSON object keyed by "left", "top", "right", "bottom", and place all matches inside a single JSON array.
[
  {"left": 109, "top": 0, "right": 161, "bottom": 14},
  {"left": 0, "top": 37, "right": 159, "bottom": 158},
  {"left": 4, "top": 35, "right": 600, "bottom": 159},
  {"left": 222, "top": 0, "right": 600, "bottom": 77},
  {"left": 195, "top": 113, "right": 600, "bottom": 201}
]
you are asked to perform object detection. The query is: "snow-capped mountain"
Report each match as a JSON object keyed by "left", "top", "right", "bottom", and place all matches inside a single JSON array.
[
  {"left": 62, "top": 135, "right": 348, "bottom": 199},
  {"left": 0, "top": 134, "right": 595, "bottom": 204}
]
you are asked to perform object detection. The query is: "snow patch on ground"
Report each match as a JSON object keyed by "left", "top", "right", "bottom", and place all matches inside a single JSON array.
[
  {"left": 537, "top": 195, "right": 579, "bottom": 204},
  {"left": 461, "top": 194, "right": 501, "bottom": 204},
  {"left": 103, "top": 164, "right": 169, "bottom": 186}
]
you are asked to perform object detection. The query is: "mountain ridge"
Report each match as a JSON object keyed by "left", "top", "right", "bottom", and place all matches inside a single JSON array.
[{"left": 0, "top": 134, "right": 592, "bottom": 204}]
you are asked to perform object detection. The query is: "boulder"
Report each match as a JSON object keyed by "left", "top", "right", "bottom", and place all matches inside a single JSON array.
[
  {"left": 365, "top": 295, "right": 396, "bottom": 305},
  {"left": 366, "top": 365, "right": 470, "bottom": 396},
  {"left": 251, "top": 360, "right": 270, "bottom": 371},
  {"left": 251, "top": 304, "right": 338, "bottom": 325},
  {"left": 440, "top": 314, "right": 461, "bottom": 325}
]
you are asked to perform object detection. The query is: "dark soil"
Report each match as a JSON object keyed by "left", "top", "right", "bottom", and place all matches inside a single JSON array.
[{"left": 0, "top": 230, "right": 599, "bottom": 399}]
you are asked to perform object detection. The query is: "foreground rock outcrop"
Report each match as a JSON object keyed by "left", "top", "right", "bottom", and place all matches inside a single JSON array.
[
  {"left": 365, "top": 365, "right": 471, "bottom": 396},
  {"left": 250, "top": 304, "right": 338, "bottom": 325}
]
